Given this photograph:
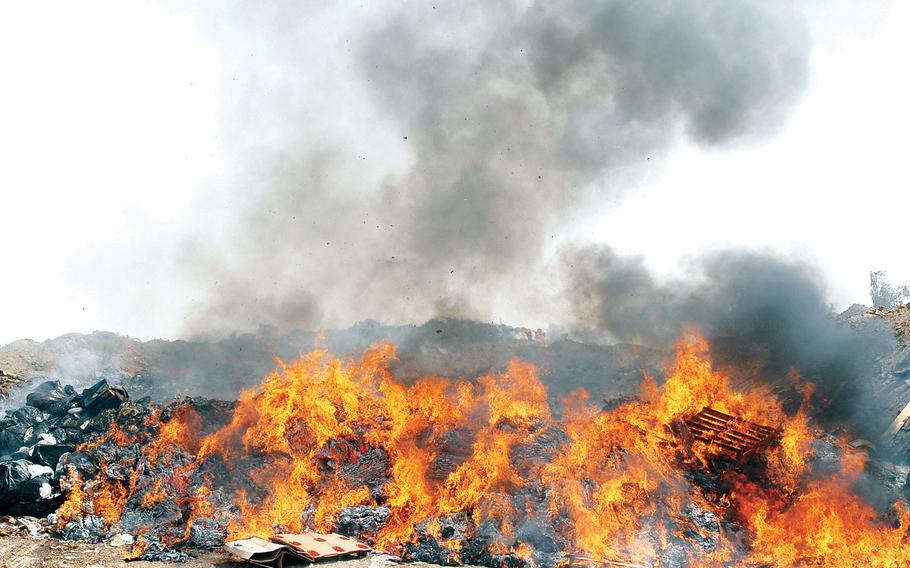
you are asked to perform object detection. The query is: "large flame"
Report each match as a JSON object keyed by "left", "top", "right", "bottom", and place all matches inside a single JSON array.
[{"left": 56, "top": 332, "right": 910, "bottom": 566}]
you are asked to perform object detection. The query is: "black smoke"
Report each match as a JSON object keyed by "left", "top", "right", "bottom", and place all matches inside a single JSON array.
[{"left": 564, "top": 245, "right": 897, "bottom": 436}]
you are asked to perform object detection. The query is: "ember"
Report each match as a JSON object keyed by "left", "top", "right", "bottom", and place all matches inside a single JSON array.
[{"left": 0, "top": 333, "right": 908, "bottom": 566}]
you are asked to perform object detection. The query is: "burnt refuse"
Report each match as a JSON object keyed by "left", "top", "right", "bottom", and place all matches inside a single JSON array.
[
  {"left": 336, "top": 505, "right": 391, "bottom": 541},
  {"left": 60, "top": 514, "right": 106, "bottom": 543}
]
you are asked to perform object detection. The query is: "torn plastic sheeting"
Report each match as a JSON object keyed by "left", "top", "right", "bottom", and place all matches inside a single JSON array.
[{"left": 11, "top": 406, "right": 45, "bottom": 425}]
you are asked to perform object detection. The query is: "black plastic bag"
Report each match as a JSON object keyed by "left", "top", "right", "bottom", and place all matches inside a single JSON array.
[
  {"left": 19, "top": 473, "right": 54, "bottom": 502},
  {"left": 0, "top": 419, "right": 26, "bottom": 455},
  {"left": 31, "top": 444, "right": 76, "bottom": 469},
  {"left": 82, "top": 379, "right": 129, "bottom": 415},
  {"left": 22, "top": 423, "right": 53, "bottom": 447},
  {"left": 25, "top": 381, "right": 68, "bottom": 411},
  {"left": 48, "top": 394, "right": 83, "bottom": 417},
  {"left": 0, "top": 459, "right": 32, "bottom": 504},
  {"left": 11, "top": 406, "right": 45, "bottom": 425}
]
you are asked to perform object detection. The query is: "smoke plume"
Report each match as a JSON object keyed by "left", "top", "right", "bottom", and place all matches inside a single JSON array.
[
  {"left": 564, "top": 245, "right": 897, "bottom": 435},
  {"left": 116, "top": 0, "right": 814, "bottom": 335}
]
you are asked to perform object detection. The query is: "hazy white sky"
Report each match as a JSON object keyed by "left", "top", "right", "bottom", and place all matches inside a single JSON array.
[
  {"left": 0, "top": 2, "right": 908, "bottom": 344},
  {"left": 590, "top": 1, "right": 910, "bottom": 303}
]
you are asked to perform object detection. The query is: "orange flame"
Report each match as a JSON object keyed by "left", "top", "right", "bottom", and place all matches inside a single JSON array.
[{"left": 55, "top": 332, "right": 909, "bottom": 566}]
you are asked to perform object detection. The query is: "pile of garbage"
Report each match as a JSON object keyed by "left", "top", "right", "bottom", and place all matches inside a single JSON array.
[
  {"left": 0, "top": 342, "right": 908, "bottom": 567},
  {"left": 0, "top": 378, "right": 238, "bottom": 561},
  {"left": 0, "top": 373, "right": 733, "bottom": 567},
  {"left": 0, "top": 379, "right": 128, "bottom": 515}
]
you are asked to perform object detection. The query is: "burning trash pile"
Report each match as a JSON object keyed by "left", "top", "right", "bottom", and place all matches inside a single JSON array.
[{"left": 1, "top": 333, "right": 909, "bottom": 567}]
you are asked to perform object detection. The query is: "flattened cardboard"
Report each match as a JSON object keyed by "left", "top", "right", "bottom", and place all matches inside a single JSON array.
[
  {"left": 225, "top": 532, "right": 371, "bottom": 567},
  {"left": 272, "top": 532, "right": 371, "bottom": 560},
  {"left": 224, "top": 537, "right": 292, "bottom": 568}
]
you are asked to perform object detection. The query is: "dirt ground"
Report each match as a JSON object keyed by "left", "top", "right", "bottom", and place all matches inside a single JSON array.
[
  {"left": 0, "top": 535, "right": 454, "bottom": 568},
  {"left": 0, "top": 534, "right": 234, "bottom": 568}
]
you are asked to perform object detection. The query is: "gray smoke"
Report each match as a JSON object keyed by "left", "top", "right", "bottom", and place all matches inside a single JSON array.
[
  {"left": 564, "top": 245, "right": 897, "bottom": 434},
  {"left": 139, "top": 0, "right": 813, "bottom": 335}
]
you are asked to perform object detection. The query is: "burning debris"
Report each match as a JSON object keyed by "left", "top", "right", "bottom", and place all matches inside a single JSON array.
[
  {"left": 676, "top": 407, "right": 779, "bottom": 462},
  {"left": 0, "top": 333, "right": 908, "bottom": 567}
]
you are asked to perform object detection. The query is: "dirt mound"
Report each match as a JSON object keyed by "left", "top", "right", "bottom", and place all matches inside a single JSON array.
[
  {"left": 871, "top": 303, "right": 910, "bottom": 344},
  {"left": 0, "top": 370, "right": 19, "bottom": 398}
]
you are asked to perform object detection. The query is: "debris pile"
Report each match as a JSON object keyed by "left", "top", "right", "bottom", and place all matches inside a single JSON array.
[
  {"left": 0, "top": 378, "right": 128, "bottom": 515},
  {"left": 841, "top": 303, "right": 910, "bottom": 457},
  {"left": 868, "top": 302, "right": 910, "bottom": 343},
  {"left": 0, "top": 334, "right": 908, "bottom": 567},
  {"left": 0, "top": 369, "right": 19, "bottom": 398},
  {"left": 0, "top": 378, "right": 234, "bottom": 560}
]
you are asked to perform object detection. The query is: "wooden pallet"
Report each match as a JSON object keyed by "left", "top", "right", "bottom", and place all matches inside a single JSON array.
[{"left": 681, "top": 407, "right": 779, "bottom": 460}]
